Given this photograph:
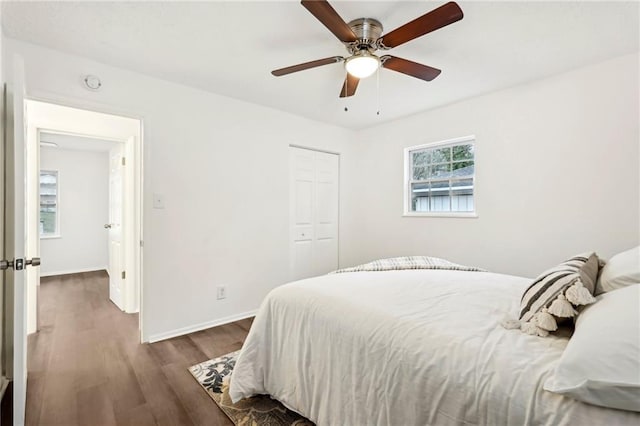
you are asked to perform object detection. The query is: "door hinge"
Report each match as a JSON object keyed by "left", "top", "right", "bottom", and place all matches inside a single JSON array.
[
  {"left": 121, "top": 157, "right": 126, "bottom": 166},
  {"left": 121, "top": 271, "right": 126, "bottom": 279}
]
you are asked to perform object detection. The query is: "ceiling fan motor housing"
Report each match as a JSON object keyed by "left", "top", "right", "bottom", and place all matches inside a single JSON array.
[{"left": 347, "top": 18, "right": 383, "bottom": 53}]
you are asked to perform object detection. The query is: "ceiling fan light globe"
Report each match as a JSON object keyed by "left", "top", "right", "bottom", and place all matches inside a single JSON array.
[{"left": 345, "top": 54, "right": 380, "bottom": 79}]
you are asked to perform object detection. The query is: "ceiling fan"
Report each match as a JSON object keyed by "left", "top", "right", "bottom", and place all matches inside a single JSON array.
[{"left": 271, "top": 0, "right": 464, "bottom": 98}]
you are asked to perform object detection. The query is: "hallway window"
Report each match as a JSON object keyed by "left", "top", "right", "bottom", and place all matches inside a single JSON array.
[{"left": 40, "top": 170, "right": 59, "bottom": 237}]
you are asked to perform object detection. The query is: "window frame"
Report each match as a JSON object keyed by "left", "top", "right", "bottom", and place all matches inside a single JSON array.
[
  {"left": 39, "top": 169, "right": 61, "bottom": 238},
  {"left": 403, "top": 135, "right": 478, "bottom": 218}
]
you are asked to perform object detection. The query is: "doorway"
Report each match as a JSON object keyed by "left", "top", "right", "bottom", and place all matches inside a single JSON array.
[
  {"left": 25, "top": 100, "right": 143, "bottom": 336},
  {"left": 37, "top": 132, "right": 127, "bottom": 313},
  {"left": 0, "top": 61, "right": 145, "bottom": 423}
]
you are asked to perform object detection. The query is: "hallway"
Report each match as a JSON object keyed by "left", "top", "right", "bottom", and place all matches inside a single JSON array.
[{"left": 27, "top": 271, "right": 251, "bottom": 425}]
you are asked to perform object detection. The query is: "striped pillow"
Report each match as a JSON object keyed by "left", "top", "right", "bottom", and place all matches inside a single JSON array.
[{"left": 518, "top": 253, "right": 600, "bottom": 337}]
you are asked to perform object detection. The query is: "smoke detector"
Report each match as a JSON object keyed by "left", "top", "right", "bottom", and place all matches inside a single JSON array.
[{"left": 83, "top": 75, "right": 102, "bottom": 91}]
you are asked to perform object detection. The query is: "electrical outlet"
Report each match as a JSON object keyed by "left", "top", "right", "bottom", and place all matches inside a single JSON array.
[{"left": 216, "top": 285, "right": 227, "bottom": 300}]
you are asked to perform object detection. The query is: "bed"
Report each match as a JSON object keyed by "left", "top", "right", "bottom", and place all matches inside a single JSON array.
[{"left": 228, "top": 259, "right": 640, "bottom": 425}]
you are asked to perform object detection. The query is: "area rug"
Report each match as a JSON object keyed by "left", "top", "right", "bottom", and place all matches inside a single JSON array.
[{"left": 189, "top": 350, "right": 314, "bottom": 426}]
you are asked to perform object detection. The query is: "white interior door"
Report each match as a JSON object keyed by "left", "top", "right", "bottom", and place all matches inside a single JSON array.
[
  {"left": 0, "top": 74, "right": 8, "bottom": 420},
  {"left": 108, "top": 144, "right": 125, "bottom": 310},
  {"left": 3, "top": 55, "right": 29, "bottom": 426},
  {"left": 289, "top": 147, "right": 339, "bottom": 280},
  {"left": 26, "top": 125, "right": 40, "bottom": 335},
  {"left": 312, "top": 151, "right": 339, "bottom": 275}
]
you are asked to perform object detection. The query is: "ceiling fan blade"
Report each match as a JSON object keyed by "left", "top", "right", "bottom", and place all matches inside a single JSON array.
[
  {"left": 272, "top": 56, "right": 344, "bottom": 76},
  {"left": 381, "top": 56, "right": 441, "bottom": 81},
  {"left": 339, "top": 74, "right": 359, "bottom": 98},
  {"left": 378, "top": 2, "right": 463, "bottom": 49},
  {"left": 301, "top": 0, "right": 358, "bottom": 43}
]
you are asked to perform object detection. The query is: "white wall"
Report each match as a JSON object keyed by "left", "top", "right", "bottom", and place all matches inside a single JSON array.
[
  {"left": 39, "top": 146, "right": 109, "bottom": 276},
  {"left": 4, "top": 39, "right": 357, "bottom": 341},
  {"left": 6, "top": 37, "right": 638, "bottom": 341},
  {"left": 346, "top": 53, "right": 640, "bottom": 278}
]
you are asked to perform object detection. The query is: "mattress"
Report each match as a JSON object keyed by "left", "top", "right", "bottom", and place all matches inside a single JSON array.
[{"left": 229, "top": 269, "right": 640, "bottom": 425}]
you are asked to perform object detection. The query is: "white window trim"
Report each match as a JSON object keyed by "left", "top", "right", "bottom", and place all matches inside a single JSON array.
[
  {"left": 40, "top": 169, "right": 61, "bottom": 238},
  {"left": 403, "top": 135, "right": 478, "bottom": 218}
]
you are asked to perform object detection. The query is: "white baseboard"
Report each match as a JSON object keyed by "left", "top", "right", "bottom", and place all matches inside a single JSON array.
[
  {"left": 146, "top": 309, "right": 258, "bottom": 343},
  {"left": 40, "top": 266, "right": 108, "bottom": 277}
]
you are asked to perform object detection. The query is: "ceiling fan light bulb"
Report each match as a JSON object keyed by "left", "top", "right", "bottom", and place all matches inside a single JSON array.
[{"left": 345, "top": 53, "right": 380, "bottom": 79}]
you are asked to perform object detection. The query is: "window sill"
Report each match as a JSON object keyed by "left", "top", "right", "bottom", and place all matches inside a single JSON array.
[
  {"left": 403, "top": 212, "right": 478, "bottom": 218},
  {"left": 40, "top": 234, "right": 61, "bottom": 240}
]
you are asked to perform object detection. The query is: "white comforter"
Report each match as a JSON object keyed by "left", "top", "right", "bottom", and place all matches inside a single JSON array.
[{"left": 229, "top": 269, "right": 640, "bottom": 425}]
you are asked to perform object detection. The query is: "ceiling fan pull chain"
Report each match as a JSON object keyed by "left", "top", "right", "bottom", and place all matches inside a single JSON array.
[
  {"left": 376, "top": 66, "right": 380, "bottom": 116},
  {"left": 344, "top": 77, "right": 349, "bottom": 111}
]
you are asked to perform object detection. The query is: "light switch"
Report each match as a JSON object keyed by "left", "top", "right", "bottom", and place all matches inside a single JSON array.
[{"left": 153, "top": 193, "right": 165, "bottom": 209}]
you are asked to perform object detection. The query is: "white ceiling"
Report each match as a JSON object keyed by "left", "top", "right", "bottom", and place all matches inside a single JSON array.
[
  {"left": 40, "top": 132, "right": 119, "bottom": 152},
  {"left": 3, "top": 1, "right": 638, "bottom": 129}
]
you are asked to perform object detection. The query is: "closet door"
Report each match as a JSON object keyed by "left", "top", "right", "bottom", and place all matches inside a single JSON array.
[{"left": 289, "top": 147, "right": 339, "bottom": 281}]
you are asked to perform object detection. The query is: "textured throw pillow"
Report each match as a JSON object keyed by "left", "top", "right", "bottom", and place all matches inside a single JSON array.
[
  {"left": 595, "top": 246, "right": 640, "bottom": 295},
  {"left": 544, "top": 284, "right": 640, "bottom": 411},
  {"left": 515, "top": 252, "right": 600, "bottom": 337}
]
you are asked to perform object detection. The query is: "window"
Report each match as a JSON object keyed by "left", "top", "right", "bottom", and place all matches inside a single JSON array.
[
  {"left": 404, "top": 136, "right": 475, "bottom": 216},
  {"left": 40, "top": 170, "right": 59, "bottom": 237}
]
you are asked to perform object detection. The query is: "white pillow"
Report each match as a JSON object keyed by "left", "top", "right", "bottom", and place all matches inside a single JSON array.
[
  {"left": 596, "top": 246, "right": 640, "bottom": 295},
  {"left": 544, "top": 284, "right": 640, "bottom": 411}
]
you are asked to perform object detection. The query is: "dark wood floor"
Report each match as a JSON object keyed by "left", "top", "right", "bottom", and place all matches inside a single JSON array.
[{"left": 27, "top": 271, "right": 252, "bottom": 425}]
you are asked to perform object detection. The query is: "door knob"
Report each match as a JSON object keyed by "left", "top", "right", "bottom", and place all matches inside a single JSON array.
[
  {"left": 0, "top": 259, "right": 13, "bottom": 271},
  {"left": 104, "top": 224, "right": 112, "bottom": 229},
  {"left": 26, "top": 258, "right": 41, "bottom": 267},
  {"left": 1, "top": 257, "right": 40, "bottom": 270}
]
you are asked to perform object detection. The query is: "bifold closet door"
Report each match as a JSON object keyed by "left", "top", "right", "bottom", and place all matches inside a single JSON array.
[{"left": 289, "top": 147, "right": 339, "bottom": 281}]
